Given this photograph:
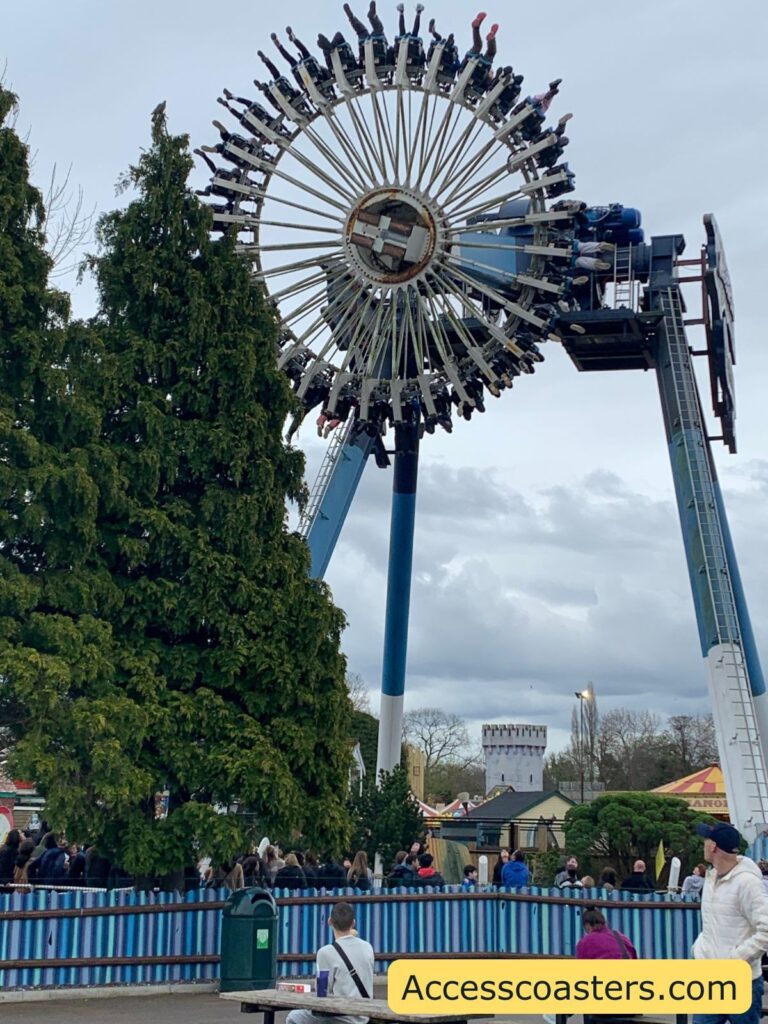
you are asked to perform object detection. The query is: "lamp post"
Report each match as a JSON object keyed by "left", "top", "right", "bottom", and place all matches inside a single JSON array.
[{"left": 575, "top": 690, "right": 590, "bottom": 803}]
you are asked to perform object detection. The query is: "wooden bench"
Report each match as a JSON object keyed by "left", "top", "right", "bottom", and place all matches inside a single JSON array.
[
  {"left": 220, "top": 989, "right": 488, "bottom": 1023},
  {"left": 220, "top": 988, "right": 690, "bottom": 1024}
]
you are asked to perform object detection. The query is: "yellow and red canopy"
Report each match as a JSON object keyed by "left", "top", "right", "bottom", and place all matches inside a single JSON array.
[{"left": 652, "top": 764, "right": 729, "bottom": 816}]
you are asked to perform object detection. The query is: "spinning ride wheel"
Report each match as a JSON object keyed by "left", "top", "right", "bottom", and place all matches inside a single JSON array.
[{"left": 199, "top": 7, "right": 578, "bottom": 439}]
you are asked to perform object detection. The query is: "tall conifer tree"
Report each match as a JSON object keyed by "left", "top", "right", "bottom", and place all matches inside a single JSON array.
[{"left": 0, "top": 98, "right": 352, "bottom": 872}]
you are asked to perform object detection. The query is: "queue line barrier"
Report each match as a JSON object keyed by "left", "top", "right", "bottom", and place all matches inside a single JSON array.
[{"left": 0, "top": 885, "right": 702, "bottom": 990}]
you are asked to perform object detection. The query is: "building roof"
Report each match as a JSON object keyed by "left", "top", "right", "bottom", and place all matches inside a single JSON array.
[
  {"left": 436, "top": 798, "right": 480, "bottom": 817},
  {"left": 652, "top": 764, "right": 723, "bottom": 795},
  {"left": 651, "top": 764, "right": 729, "bottom": 816},
  {"left": 466, "top": 789, "right": 574, "bottom": 821}
]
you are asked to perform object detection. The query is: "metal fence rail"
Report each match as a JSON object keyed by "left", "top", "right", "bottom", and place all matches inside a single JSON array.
[{"left": 0, "top": 886, "right": 702, "bottom": 990}]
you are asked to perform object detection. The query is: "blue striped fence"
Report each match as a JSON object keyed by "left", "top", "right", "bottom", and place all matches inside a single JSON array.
[{"left": 0, "top": 886, "right": 702, "bottom": 991}]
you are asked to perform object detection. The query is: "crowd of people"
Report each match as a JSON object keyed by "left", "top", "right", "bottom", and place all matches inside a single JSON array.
[
  {"left": 485, "top": 849, "right": 708, "bottom": 897},
  {"left": 0, "top": 824, "right": 120, "bottom": 890},
  {"left": 206, "top": 841, "right": 450, "bottom": 893},
  {"left": 0, "top": 824, "right": 716, "bottom": 897}
]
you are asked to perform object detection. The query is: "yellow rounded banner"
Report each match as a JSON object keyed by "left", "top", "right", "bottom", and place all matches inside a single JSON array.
[{"left": 387, "top": 959, "right": 752, "bottom": 1015}]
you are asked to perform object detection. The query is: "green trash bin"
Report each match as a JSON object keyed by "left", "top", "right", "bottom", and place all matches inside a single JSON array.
[{"left": 220, "top": 887, "right": 279, "bottom": 993}]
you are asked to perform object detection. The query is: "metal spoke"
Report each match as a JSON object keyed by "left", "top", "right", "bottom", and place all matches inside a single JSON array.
[
  {"left": 424, "top": 104, "right": 468, "bottom": 193},
  {"left": 449, "top": 237, "right": 567, "bottom": 254},
  {"left": 409, "top": 284, "right": 428, "bottom": 376},
  {"left": 395, "top": 87, "right": 406, "bottom": 184},
  {"left": 253, "top": 254, "right": 343, "bottom": 281},
  {"left": 447, "top": 186, "right": 533, "bottom": 225},
  {"left": 246, "top": 191, "right": 344, "bottom": 223},
  {"left": 306, "top": 278, "right": 378, "bottom": 369},
  {"left": 417, "top": 92, "right": 438, "bottom": 182},
  {"left": 256, "top": 220, "right": 342, "bottom": 234},
  {"left": 418, "top": 276, "right": 458, "bottom": 369},
  {"left": 405, "top": 87, "right": 413, "bottom": 185},
  {"left": 431, "top": 116, "right": 489, "bottom": 199},
  {"left": 275, "top": 135, "right": 360, "bottom": 204},
  {"left": 415, "top": 98, "right": 460, "bottom": 191},
  {"left": 290, "top": 120, "right": 371, "bottom": 195},
  {"left": 260, "top": 162, "right": 350, "bottom": 213},
  {"left": 430, "top": 283, "right": 499, "bottom": 384},
  {"left": 444, "top": 250, "right": 522, "bottom": 289},
  {"left": 432, "top": 266, "right": 526, "bottom": 359},
  {"left": 301, "top": 106, "right": 376, "bottom": 188},
  {"left": 258, "top": 240, "right": 343, "bottom": 253},
  {"left": 281, "top": 272, "right": 352, "bottom": 326},
  {"left": 357, "top": 289, "right": 391, "bottom": 377},
  {"left": 442, "top": 211, "right": 573, "bottom": 234},
  {"left": 368, "top": 88, "right": 397, "bottom": 180},
  {"left": 339, "top": 285, "right": 386, "bottom": 374},
  {"left": 322, "top": 106, "right": 379, "bottom": 187},
  {"left": 269, "top": 262, "right": 347, "bottom": 303},
  {"left": 442, "top": 262, "right": 552, "bottom": 333},
  {"left": 419, "top": 276, "right": 473, "bottom": 404},
  {"left": 435, "top": 133, "right": 514, "bottom": 205},
  {"left": 348, "top": 93, "right": 389, "bottom": 180},
  {"left": 397, "top": 292, "right": 409, "bottom": 380},
  {"left": 443, "top": 161, "right": 515, "bottom": 217}
]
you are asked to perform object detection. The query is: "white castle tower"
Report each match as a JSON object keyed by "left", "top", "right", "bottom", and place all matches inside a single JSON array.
[{"left": 482, "top": 723, "right": 547, "bottom": 794}]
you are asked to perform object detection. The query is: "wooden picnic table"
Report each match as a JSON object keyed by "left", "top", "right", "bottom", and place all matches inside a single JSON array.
[
  {"left": 220, "top": 988, "right": 489, "bottom": 1022},
  {"left": 221, "top": 990, "right": 689, "bottom": 1024}
]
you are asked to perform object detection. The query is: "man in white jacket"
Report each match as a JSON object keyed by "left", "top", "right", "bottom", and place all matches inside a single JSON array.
[{"left": 692, "top": 822, "right": 768, "bottom": 1024}]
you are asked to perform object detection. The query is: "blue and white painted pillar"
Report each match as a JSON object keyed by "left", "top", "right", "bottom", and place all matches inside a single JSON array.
[
  {"left": 649, "top": 235, "right": 768, "bottom": 835},
  {"left": 375, "top": 423, "right": 419, "bottom": 780},
  {"left": 713, "top": 478, "right": 768, "bottom": 743}
]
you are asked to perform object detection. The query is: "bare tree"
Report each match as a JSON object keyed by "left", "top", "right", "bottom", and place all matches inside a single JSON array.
[
  {"left": 556, "top": 698, "right": 719, "bottom": 793},
  {"left": 402, "top": 707, "right": 474, "bottom": 774},
  {"left": 41, "top": 164, "right": 95, "bottom": 277},
  {"left": 584, "top": 683, "right": 598, "bottom": 779},
  {"left": 664, "top": 714, "right": 718, "bottom": 773},
  {"left": 346, "top": 672, "right": 371, "bottom": 714},
  {"left": 596, "top": 708, "right": 662, "bottom": 789},
  {"left": 570, "top": 682, "right": 599, "bottom": 786}
]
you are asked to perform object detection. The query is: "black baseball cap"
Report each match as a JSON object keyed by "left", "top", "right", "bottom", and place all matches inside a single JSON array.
[{"left": 696, "top": 822, "right": 742, "bottom": 853}]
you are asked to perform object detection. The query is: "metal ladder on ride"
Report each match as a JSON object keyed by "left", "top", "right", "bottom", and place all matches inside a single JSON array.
[
  {"left": 611, "top": 245, "right": 637, "bottom": 310},
  {"left": 298, "top": 419, "right": 354, "bottom": 537},
  {"left": 659, "top": 286, "right": 768, "bottom": 830}
]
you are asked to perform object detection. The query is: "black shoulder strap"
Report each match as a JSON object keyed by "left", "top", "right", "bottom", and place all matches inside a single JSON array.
[
  {"left": 332, "top": 941, "right": 370, "bottom": 999},
  {"left": 611, "top": 928, "right": 630, "bottom": 958}
]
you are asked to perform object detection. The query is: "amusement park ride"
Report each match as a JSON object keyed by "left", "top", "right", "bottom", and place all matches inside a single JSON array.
[{"left": 197, "top": 5, "right": 768, "bottom": 842}]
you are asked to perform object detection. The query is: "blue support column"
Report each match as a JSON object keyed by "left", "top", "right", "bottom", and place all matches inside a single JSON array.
[
  {"left": 649, "top": 235, "right": 768, "bottom": 834},
  {"left": 305, "top": 432, "right": 376, "bottom": 578},
  {"left": 375, "top": 423, "right": 419, "bottom": 780}
]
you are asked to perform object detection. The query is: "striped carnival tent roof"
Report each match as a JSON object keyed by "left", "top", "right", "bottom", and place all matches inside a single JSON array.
[
  {"left": 438, "top": 798, "right": 480, "bottom": 818},
  {"left": 652, "top": 764, "right": 729, "bottom": 817},
  {"left": 416, "top": 798, "right": 439, "bottom": 817}
]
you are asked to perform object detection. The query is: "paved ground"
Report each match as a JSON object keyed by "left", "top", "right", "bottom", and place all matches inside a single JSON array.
[
  {"left": 3, "top": 992, "right": 695, "bottom": 1024},
  {"left": 5, "top": 992, "right": 504, "bottom": 1024},
  {"left": 4, "top": 991, "right": 527, "bottom": 1024},
  {"left": 9, "top": 993, "right": 243, "bottom": 1022}
]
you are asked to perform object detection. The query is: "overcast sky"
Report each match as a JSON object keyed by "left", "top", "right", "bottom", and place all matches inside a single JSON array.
[{"left": 4, "top": 1, "right": 768, "bottom": 763}]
